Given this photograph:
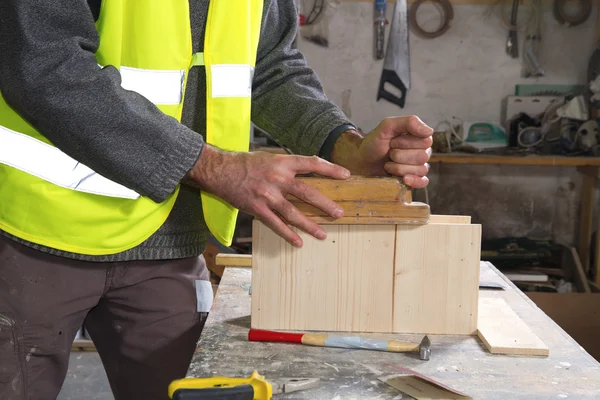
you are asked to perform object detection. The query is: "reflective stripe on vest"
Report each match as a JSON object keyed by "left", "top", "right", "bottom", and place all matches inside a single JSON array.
[
  {"left": 0, "top": 62, "right": 253, "bottom": 200},
  {"left": 0, "top": 125, "right": 139, "bottom": 199},
  {"left": 118, "top": 66, "right": 185, "bottom": 105},
  {"left": 0, "top": 0, "right": 263, "bottom": 254}
]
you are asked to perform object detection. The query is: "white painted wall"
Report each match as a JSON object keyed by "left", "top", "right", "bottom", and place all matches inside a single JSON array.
[
  {"left": 297, "top": 1, "right": 598, "bottom": 246},
  {"left": 298, "top": 1, "right": 597, "bottom": 128}
]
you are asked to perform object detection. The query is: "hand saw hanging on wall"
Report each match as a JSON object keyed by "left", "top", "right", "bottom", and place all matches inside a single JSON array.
[{"left": 377, "top": 0, "right": 410, "bottom": 108}]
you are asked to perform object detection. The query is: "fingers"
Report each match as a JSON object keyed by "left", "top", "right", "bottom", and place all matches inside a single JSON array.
[
  {"left": 384, "top": 162, "right": 430, "bottom": 178},
  {"left": 403, "top": 175, "right": 429, "bottom": 188},
  {"left": 390, "top": 134, "right": 433, "bottom": 150},
  {"left": 290, "top": 180, "right": 344, "bottom": 219},
  {"left": 256, "top": 206, "right": 304, "bottom": 247},
  {"left": 293, "top": 155, "right": 351, "bottom": 179},
  {"left": 274, "top": 197, "right": 328, "bottom": 241},
  {"left": 377, "top": 115, "right": 434, "bottom": 141},
  {"left": 389, "top": 148, "right": 432, "bottom": 165},
  {"left": 385, "top": 147, "right": 431, "bottom": 189}
]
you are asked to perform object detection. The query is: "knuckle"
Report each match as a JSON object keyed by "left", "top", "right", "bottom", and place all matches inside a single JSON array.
[
  {"left": 255, "top": 184, "right": 277, "bottom": 203},
  {"left": 280, "top": 202, "right": 297, "bottom": 221},
  {"left": 380, "top": 117, "right": 395, "bottom": 129},
  {"left": 293, "top": 182, "right": 311, "bottom": 201}
]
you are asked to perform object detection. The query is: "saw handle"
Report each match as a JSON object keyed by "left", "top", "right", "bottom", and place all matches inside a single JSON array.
[{"left": 377, "top": 68, "right": 408, "bottom": 108}]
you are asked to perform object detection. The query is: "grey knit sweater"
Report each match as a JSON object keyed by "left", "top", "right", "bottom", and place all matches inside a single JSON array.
[{"left": 0, "top": 0, "right": 353, "bottom": 261}]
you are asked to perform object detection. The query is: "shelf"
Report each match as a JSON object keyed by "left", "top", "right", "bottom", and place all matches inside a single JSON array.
[{"left": 429, "top": 153, "right": 600, "bottom": 167}]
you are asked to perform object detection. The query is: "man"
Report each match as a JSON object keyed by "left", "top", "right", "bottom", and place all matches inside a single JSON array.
[{"left": 0, "top": 0, "right": 432, "bottom": 399}]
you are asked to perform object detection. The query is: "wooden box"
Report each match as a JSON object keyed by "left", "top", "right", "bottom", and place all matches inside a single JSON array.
[{"left": 250, "top": 177, "right": 481, "bottom": 335}]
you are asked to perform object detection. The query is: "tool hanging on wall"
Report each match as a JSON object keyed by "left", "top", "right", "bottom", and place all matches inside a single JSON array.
[
  {"left": 374, "top": 0, "right": 388, "bottom": 59},
  {"left": 409, "top": 0, "right": 454, "bottom": 39},
  {"left": 298, "top": 0, "right": 330, "bottom": 47},
  {"left": 377, "top": 0, "right": 410, "bottom": 108},
  {"left": 522, "top": 0, "right": 544, "bottom": 78},
  {"left": 553, "top": 0, "right": 592, "bottom": 27},
  {"left": 506, "top": 0, "right": 520, "bottom": 58}
]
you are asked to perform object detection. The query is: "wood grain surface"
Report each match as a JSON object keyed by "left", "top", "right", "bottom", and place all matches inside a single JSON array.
[
  {"left": 477, "top": 297, "right": 550, "bottom": 356},
  {"left": 393, "top": 223, "right": 481, "bottom": 335},
  {"left": 251, "top": 220, "right": 396, "bottom": 332}
]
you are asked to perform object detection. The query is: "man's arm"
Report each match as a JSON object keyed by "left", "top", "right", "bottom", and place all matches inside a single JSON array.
[
  {"left": 0, "top": 1, "right": 203, "bottom": 203},
  {"left": 248, "top": 0, "right": 433, "bottom": 188},
  {"left": 251, "top": 0, "right": 354, "bottom": 158}
]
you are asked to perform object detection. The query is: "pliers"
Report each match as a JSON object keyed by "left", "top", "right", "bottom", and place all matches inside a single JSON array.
[{"left": 168, "top": 370, "right": 320, "bottom": 399}]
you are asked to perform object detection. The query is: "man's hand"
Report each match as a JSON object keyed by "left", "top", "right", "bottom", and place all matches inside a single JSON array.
[
  {"left": 331, "top": 116, "right": 434, "bottom": 188},
  {"left": 185, "top": 145, "right": 350, "bottom": 247}
]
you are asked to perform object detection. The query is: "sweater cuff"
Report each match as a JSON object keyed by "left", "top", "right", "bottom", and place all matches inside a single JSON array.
[{"left": 318, "top": 124, "right": 356, "bottom": 162}]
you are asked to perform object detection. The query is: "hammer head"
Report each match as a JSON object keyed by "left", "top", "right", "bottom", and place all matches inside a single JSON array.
[{"left": 419, "top": 336, "right": 431, "bottom": 361}]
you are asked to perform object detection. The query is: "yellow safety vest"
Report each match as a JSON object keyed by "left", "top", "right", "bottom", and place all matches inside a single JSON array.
[{"left": 0, "top": 0, "right": 263, "bottom": 254}]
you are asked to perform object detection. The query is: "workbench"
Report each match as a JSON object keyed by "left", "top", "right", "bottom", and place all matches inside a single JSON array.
[{"left": 187, "top": 261, "right": 600, "bottom": 399}]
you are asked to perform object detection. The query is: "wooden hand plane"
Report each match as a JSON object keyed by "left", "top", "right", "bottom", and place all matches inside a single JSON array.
[{"left": 286, "top": 176, "right": 430, "bottom": 225}]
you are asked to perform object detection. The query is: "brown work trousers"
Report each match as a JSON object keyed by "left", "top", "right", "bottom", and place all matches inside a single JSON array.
[{"left": 0, "top": 235, "right": 210, "bottom": 400}]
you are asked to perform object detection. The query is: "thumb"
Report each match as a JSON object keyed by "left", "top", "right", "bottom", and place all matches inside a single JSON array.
[{"left": 376, "top": 116, "right": 433, "bottom": 141}]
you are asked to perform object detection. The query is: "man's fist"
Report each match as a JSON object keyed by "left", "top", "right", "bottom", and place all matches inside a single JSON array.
[{"left": 331, "top": 115, "right": 433, "bottom": 188}]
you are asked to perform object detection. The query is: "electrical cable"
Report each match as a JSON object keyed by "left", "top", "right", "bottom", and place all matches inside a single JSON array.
[
  {"left": 409, "top": 0, "right": 454, "bottom": 39},
  {"left": 303, "top": 0, "right": 325, "bottom": 25},
  {"left": 497, "top": 0, "right": 534, "bottom": 32},
  {"left": 516, "top": 98, "right": 575, "bottom": 147}
]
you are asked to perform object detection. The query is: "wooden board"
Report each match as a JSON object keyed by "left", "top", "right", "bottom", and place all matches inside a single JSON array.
[
  {"left": 393, "top": 223, "right": 481, "bottom": 335},
  {"left": 428, "top": 214, "right": 471, "bottom": 224},
  {"left": 292, "top": 201, "right": 430, "bottom": 225},
  {"left": 72, "top": 339, "right": 96, "bottom": 352},
  {"left": 251, "top": 220, "right": 396, "bottom": 332},
  {"left": 289, "top": 176, "right": 411, "bottom": 203},
  {"left": 287, "top": 176, "right": 429, "bottom": 225},
  {"left": 215, "top": 253, "right": 252, "bottom": 267},
  {"left": 477, "top": 297, "right": 549, "bottom": 356}
]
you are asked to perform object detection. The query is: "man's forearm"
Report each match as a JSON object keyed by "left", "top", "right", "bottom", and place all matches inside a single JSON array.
[{"left": 0, "top": 0, "right": 203, "bottom": 203}]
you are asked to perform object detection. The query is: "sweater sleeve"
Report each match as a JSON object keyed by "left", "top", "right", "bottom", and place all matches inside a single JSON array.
[
  {"left": 0, "top": 0, "right": 204, "bottom": 203},
  {"left": 251, "top": 0, "right": 356, "bottom": 157}
]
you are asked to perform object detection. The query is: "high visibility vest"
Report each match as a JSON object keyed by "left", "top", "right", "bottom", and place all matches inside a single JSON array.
[{"left": 0, "top": 0, "right": 263, "bottom": 254}]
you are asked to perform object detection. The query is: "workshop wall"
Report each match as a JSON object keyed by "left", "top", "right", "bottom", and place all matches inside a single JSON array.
[{"left": 296, "top": 1, "right": 598, "bottom": 245}]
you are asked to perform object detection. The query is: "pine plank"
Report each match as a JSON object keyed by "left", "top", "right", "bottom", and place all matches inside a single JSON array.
[
  {"left": 251, "top": 220, "right": 396, "bottom": 332},
  {"left": 393, "top": 223, "right": 481, "bottom": 334},
  {"left": 291, "top": 201, "right": 430, "bottom": 225},
  {"left": 477, "top": 297, "right": 549, "bottom": 356},
  {"left": 428, "top": 215, "right": 471, "bottom": 224},
  {"left": 289, "top": 176, "right": 412, "bottom": 203},
  {"left": 215, "top": 253, "right": 252, "bottom": 267}
]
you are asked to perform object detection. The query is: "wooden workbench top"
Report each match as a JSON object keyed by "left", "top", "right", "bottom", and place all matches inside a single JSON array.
[{"left": 187, "top": 262, "right": 600, "bottom": 399}]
